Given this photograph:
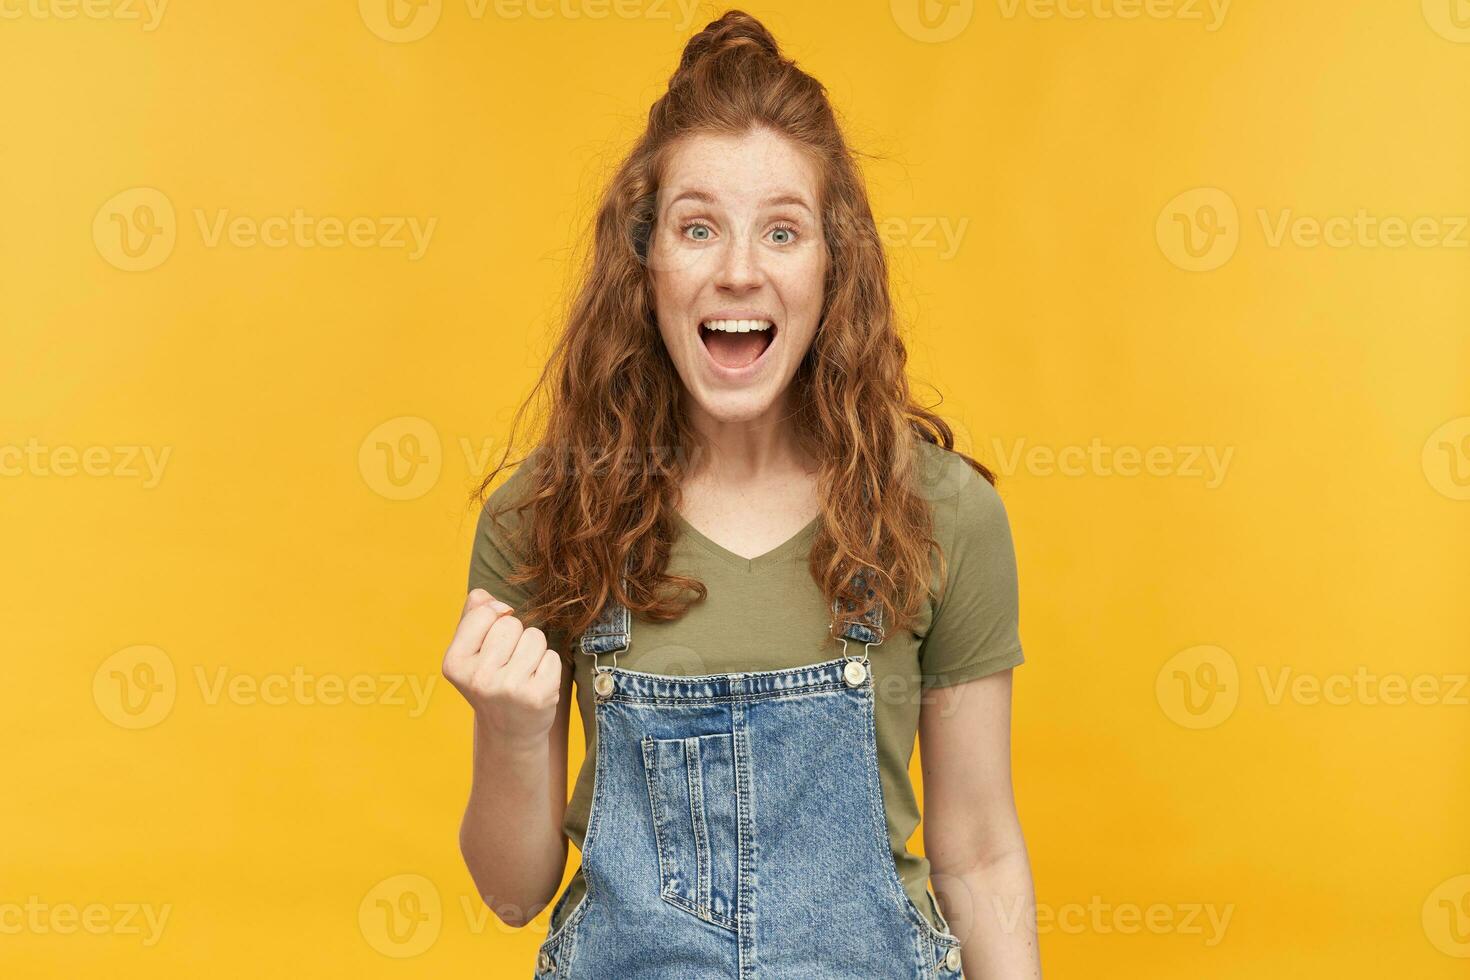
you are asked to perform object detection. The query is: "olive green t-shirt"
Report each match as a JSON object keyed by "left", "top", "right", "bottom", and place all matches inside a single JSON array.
[{"left": 466, "top": 437, "right": 1025, "bottom": 935}]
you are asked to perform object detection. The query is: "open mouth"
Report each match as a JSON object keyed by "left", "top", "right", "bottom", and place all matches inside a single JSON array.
[{"left": 698, "top": 318, "right": 777, "bottom": 371}]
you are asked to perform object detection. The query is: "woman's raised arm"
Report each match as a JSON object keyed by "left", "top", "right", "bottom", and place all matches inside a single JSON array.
[{"left": 444, "top": 587, "right": 573, "bottom": 928}]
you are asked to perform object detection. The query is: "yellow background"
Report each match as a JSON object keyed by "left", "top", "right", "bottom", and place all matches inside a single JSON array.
[{"left": 3, "top": 0, "right": 1468, "bottom": 976}]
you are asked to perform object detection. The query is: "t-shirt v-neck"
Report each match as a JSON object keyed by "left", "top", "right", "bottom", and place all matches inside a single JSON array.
[{"left": 672, "top": 511, "right": 821, "bottom": 572}]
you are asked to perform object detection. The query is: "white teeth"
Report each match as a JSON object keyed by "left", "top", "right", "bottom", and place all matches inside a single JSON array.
[{"left": 701, "top": 318, "right": 773, "bottom": 333}]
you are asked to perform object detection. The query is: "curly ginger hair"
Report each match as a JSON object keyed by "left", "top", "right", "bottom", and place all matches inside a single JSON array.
[{"left": 469, "top": 9, "right": 995, "bottom": 666}]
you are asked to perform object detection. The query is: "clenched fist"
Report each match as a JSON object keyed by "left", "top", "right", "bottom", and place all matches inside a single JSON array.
[{"left": 443, "top": 588, "right": 563, "bottom": 745}]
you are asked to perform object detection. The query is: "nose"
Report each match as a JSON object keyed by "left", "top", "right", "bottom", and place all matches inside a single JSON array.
[{"left": 714, "top": 223, "right": 764, "bottom": 292}]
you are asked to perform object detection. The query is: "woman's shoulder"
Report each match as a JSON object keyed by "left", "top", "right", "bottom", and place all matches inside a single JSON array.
[
  {"left": 477, "top": 455, "right": 541, "bottom": 525},
  {"left": 912, "top": 437, "right": 1010, "bottom": 540}
]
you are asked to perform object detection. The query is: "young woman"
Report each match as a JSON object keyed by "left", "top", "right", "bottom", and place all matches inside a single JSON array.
[{"left": 444, "top": 11, "right": 1040, "bottom": 978}]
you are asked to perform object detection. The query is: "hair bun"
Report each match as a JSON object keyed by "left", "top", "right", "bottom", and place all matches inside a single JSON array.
[{"left": 675, "top": 9, "right": 784, "bottom": 76}]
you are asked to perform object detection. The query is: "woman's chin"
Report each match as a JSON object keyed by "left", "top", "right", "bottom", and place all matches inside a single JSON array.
[{"left": 686, "top": 385, "right": 778, "bottom": 424}]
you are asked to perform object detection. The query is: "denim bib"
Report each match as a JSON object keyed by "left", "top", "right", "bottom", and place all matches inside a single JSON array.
[{"left": 532, "top": 566, "right": 967, "bottom": 979}]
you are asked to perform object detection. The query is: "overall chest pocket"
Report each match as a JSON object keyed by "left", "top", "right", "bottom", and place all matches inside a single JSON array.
[{"left": 640, "top": 732, "right": 740, "bottom": 932}]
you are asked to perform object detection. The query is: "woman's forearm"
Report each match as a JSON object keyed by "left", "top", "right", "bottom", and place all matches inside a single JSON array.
[
  {"left": 458, "top": 715, "right": 567, "bottom": 928},
  {"left": 938, "top": 849, "right": 1042, "bottom": 979}
]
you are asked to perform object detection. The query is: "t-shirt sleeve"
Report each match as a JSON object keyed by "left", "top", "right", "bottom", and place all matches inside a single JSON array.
[
  {"left": 917, "top": 469, "right": 1025, "bottom": 689},
  {"left": 466, "top": 468, "right": 537, "bottom": 612},
  {"left": 466, "top": 488, "right": 573, "bottom": 659}
]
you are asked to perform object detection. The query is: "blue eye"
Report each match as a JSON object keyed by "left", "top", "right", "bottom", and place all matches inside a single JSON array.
[
  {"left": 771, "top": 225, "right": 797, "bottom": 245},
  {"left": 683, "top": 222, "right": 712, "bottom": 241}
]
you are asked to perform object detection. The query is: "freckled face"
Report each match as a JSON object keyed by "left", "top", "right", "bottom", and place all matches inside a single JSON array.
[{"left": 648, "top": 127, "right": 827, "bottom": 424}]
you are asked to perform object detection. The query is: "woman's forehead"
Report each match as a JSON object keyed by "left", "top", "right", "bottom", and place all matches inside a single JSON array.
[{"left": 659, "top": 131, "right": 820, "bottom": 207}]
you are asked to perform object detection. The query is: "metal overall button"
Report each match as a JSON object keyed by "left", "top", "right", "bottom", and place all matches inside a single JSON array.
[
  {"left": 839, "top": 636, "right": 876, "bottom": 687},
  {"left": 834, "top": 619, "right": 878, "bottom": 687},
  {"left": 944, "top": 946, "right": 962, "bottom": 970},
  {"left": 591, "top": 648, "right": 618, "bottom": 699},
  {"left": 537, "top": 949, "right": 555, "bottom": 973},
  {"left": 593, "top": 670, "right": 615, "bottom": 698}
]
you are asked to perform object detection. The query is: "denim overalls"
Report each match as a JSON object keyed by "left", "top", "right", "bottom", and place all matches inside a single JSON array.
[{"left": 533, "top": 568, "right": 966, "bottom": 979}]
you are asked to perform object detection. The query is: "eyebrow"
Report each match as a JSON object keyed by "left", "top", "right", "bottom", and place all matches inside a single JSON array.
[{"left": 665, "top": 189, "right": 815, "bottom": 215}]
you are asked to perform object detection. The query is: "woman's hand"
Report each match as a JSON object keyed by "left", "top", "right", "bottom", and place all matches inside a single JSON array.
[{"left": 443, "top": 588, "right": 563, "bottom": 747}]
